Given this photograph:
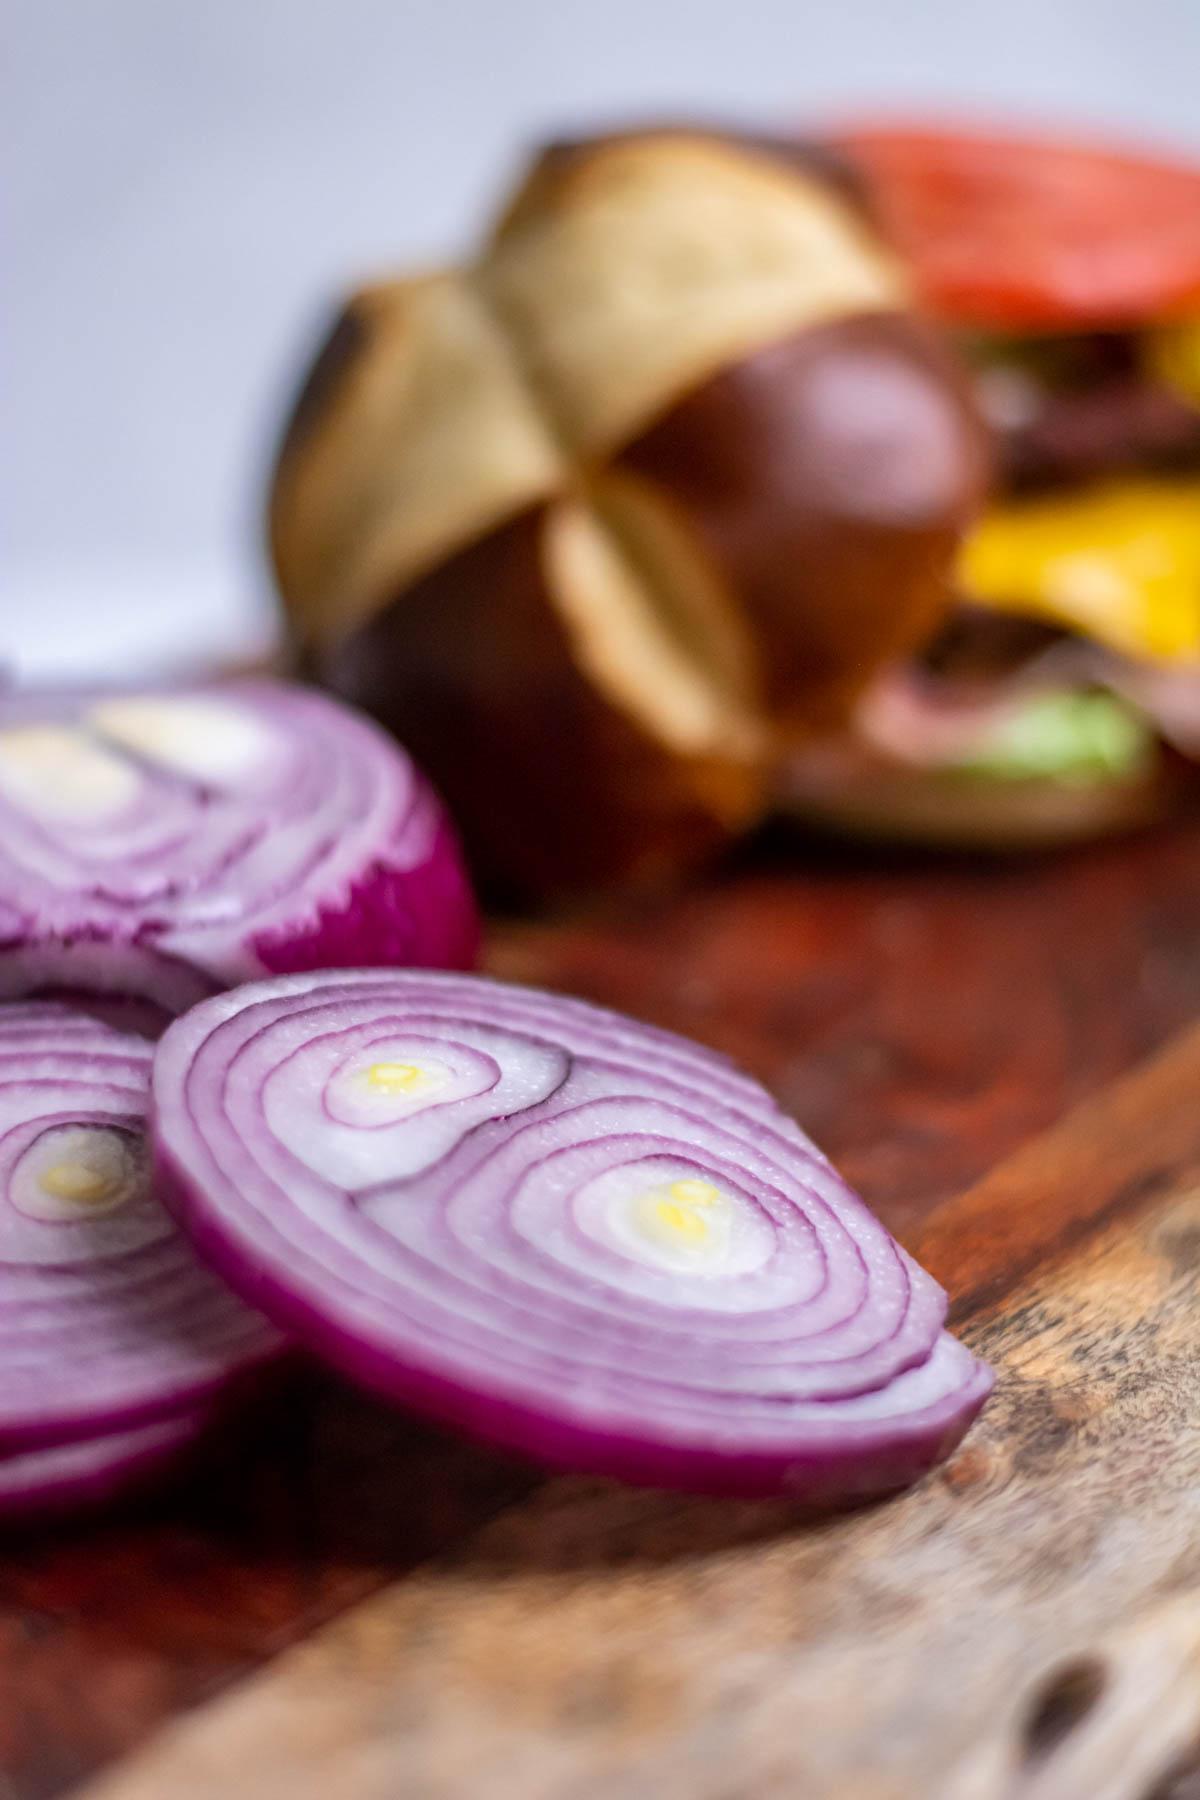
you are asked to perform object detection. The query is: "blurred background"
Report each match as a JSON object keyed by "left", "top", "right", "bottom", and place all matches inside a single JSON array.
[{"left": 6, "top": 0, "right": 1200, "bottom": 680}]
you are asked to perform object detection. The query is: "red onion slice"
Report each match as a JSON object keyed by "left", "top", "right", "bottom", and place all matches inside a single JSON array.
[
  {"left": 0, "top": 1412, "right": 204, "bottom": 1523},
  {"left": 0, "top": 681, "right": 479, "bottom": 1017},
  {"left": 154, "top": 972, "right": 992, "bottom": 1499},
  {"left": 0, "top": 1004, "right": 281, "bottom": 1448}
]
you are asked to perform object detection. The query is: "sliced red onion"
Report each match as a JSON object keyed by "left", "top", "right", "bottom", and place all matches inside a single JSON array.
[
  {"left": 0, "top": 1413, "right": 204, "bottom": 1523},
  {"left": 154, "top": 971, "right": 992, "bottom": 1499},
  {"left": 1091, "top": 654, "right": 1200, "bottom": 758},
  {"left": 0, "top": 1004, "right": 281, "bottom": 1449},
  {"left": 854, "top": 665, "right": 1037, "bottom": 766},
  {"left": 859, "top": 651, "right": 1200, "bottom": 770},
  {"left": 0, "top": 681, "right": 479, "bottom": 1018}
]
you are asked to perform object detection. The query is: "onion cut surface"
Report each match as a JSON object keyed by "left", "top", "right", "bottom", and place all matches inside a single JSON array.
[
  {"left": 0, "top": 1004, "right": 281, "bottom": 1449},
  {"left": 0, "top": 681, "right": 478, "bottom": 1017},
  {"left": 154, "top": 971, "right": 992, "bottom": 1499}
]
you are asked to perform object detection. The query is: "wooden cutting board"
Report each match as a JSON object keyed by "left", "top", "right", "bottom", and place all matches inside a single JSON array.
[
  {"left": 5, "top": 824, "right": 1200, "bottom": 1799},
  {"left": 77, "top": 1007, "right": 1200, "bottom": 1800}
]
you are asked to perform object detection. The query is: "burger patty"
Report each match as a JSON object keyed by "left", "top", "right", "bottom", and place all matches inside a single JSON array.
[
  {"left": 971, "top": 329, "right": 1200, "bottom": 493},
  {"left": 942, "top": 324, "right": 1200, "bottom": 681},
  {"left": 921, "top": 604, "right": 1065, "bottom": 681},
  {"left": 999, "top": 372, "right": 1200, "bottom": 490}
]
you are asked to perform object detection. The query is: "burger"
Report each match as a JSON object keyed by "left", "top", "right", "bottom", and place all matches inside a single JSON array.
[
  {"left": 269, "top": 126, "right": 988, "bottom": 896},
  {"left": 781, "top": 122, "right": 1200, "bottom": 846}
]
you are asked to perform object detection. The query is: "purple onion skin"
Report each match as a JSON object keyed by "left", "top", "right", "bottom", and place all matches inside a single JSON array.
[
  {"left": 153, "top": 970, "right": 993, "bottom": 1503},
  {"left": 252, "top": 819, "right": 479, "bottom": 978},
  {"left": 0, "top": 681, "right": 480, "bottom": 1021}
]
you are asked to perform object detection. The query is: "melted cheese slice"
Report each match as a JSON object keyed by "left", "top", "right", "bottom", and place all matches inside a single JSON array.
[{"left": 959, "top": 477, "right": 1200, "bottom": 663}]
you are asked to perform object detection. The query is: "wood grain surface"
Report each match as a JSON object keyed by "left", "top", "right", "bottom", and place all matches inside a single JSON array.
[
  {"left": 76, "top": 1010, "right": 1200, "bottom": 1800},
  {"left": 3, "top": 823, "right": 1200, "bottom": 1798}
]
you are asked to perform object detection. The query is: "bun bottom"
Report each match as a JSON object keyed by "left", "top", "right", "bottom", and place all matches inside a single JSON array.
[{"left": 775, "top": 747, "right": 1169, "bottom": 849}]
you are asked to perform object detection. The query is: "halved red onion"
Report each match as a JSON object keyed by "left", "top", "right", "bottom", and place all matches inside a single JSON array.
[
  {"left": 0, "top": 1003, "right": 281, "bottom": 1449},
  {"left": 0, "top": 681, "right": 479, "bottom": 1018},
  {"left": 0, "top": 1412, "right": 204, "bottom": 1523},
  {"left": 153, "top": 971, "right": 992, "bottom": 1499}
]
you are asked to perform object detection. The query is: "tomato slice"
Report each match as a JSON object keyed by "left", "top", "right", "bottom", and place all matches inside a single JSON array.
[{"left": 834, "top": 123, "right": 1200, "bottom": 331}]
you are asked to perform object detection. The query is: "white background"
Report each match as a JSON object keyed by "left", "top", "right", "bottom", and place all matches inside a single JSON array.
[{"left": 6, "top": 0, "right": 1200, "bottom": 676}]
